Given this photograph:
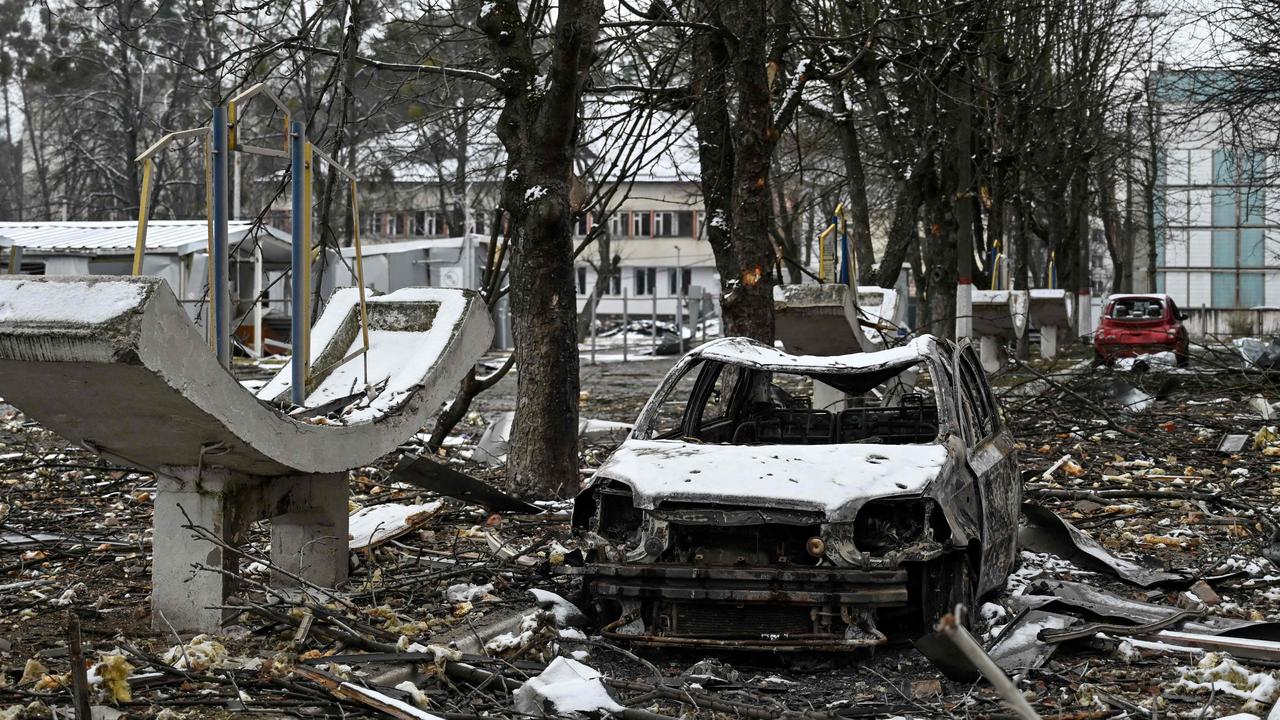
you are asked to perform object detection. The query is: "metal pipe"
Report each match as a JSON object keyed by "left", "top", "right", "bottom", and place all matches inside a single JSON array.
[
  {"left": 349, "top": 177, "right": 371, "bottom": 384},
  {"left": 205, "top": 136, "right": 215, "bottom": 351},
  {"left": 937, "top": 612, "right": 1040, "bottom": 720},
  {"left": 651, "top": 291, "right": 657, "bottom": 355},
  {"left": 289, "top": 120, "right": 306, "bottom": 405},
  {"left": 302, "top": 140, "right": 314, "bottom": 374},
  {"left": 590, "top": 291, "right": 597, "bottom": 365},
  {"left": 622, "top": 288, "right": 628, "bottom": 362},
  {"left": 211, "top": 106, "right": 230, "bottom": 368},
  {"left": 253, "top": 244, "right": 263, "bottom": 358},
  {"left": 131, "top": 158, "right": 154, "bottom": 276}
]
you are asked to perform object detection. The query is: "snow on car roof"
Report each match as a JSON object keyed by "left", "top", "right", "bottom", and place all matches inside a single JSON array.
[
  {"left": 689, "top": 334, "right": 937, "bottom": 374},
  {"left": 1105, "top": 293, "right": 1173, "bottom": 303}
]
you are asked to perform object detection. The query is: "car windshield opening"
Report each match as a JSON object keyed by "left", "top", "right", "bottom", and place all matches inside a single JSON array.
[
  {"left": 649, "top": 359, "right": 938, "bottom": 446},
  {"left": 1110, "top": 298, "right": 1164, "bottom": 320}
]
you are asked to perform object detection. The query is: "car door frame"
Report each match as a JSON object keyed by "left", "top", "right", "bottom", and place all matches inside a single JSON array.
[{"left": 952, "top": 341, "right": 1021, "bottom": 597}]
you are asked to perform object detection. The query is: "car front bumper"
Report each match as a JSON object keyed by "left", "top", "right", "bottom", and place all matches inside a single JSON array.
[{"left": 568, "top": 562, "right": 909, "bottom": 650}]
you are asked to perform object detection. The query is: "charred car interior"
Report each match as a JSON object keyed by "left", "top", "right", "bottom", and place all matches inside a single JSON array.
[{"left": 566, "top": 336, "right": 1021, "bottom": 651}]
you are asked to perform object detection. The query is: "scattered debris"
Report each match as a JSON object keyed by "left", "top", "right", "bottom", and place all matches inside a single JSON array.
[
  {"left": 3, "top": 343, "right": 1280, "bottom": 719},
  {"left": 391, "top": 454, "right": 541, "bottom": 513},
  {"left": 349, "top": 501, "right": 446, "bottom": 551},
  {"left": 1020, "top": 504, "right": 1192, "bottom": 587},
  {"left": 475, "top": 411, "right": 631, "bottom": 466},
  {"left": 513, "top": 657, "right": 625, "bottom": 718}
]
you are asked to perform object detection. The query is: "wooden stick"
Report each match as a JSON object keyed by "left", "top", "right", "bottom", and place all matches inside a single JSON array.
[{"left": 66, "top": 612, "right": 92, "bottom": 720}]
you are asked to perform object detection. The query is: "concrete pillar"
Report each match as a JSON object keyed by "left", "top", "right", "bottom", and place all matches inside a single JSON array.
[
  {"left": 978, "top": 335, "right": 1001, "bottom": 374},
  {"left": 152, "top": 468, "right": 349, "bottom": 634},
  {"left": 1076, "top": 292, "right": 1092, "bottom": 339},
  {"left": 152, "top": 469, "right": 253, "bottom": 634},
  {"left": 1041, "top": 325, "right": 1059, "bottom": 359},
  {"left": 269, "top": 473, "right": 349, "bottom": 591}
]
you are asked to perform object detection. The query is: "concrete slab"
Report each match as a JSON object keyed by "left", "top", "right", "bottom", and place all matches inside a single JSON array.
[
  {"left": 0, "top": 277, "right": 493, "bottom": 476},
  {"left": 970, "top": 291, "right": 1028, "bottom": 372},
  {"left": 856, "top": 286, "right": 905, "bottom": 347},
  {"left": 0, "top": 275, "right": 493, "bottom": 632},
  {"left": 1028, "top": 289, "right": 1073, "bottom": 359},
  {"left": 773, "top": 283, "right": 873, "bottom": 356}
]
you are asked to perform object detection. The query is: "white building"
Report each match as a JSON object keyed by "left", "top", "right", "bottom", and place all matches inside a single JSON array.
[{"left": 1157, "top": 73, "right": 1280, "bottom": 311}]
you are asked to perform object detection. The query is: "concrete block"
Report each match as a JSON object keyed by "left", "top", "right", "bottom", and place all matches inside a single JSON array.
[
  {"left": 269, "top": 473, "right": 349, "bottom": 591},
  {"left": 979, "top": 335, "right": 1001, "bottom": 374},
  {"left": 152, "top": 467, "right": 349, "bottom": 634},
  {"left": 1041, "top": 325, "right": 1060, "bottom": 359},
  {"left": 773, "top": 283, "right": 872, "bottom": 355}
]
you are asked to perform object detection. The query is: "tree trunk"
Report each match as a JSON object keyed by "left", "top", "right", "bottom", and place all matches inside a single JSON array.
[
  {"left": 829, "top": 79, "right": 875, "bottom": 283},
  {"left": 875, "top": 152, "right": 931, "bottom": 289},
  {"left": 924, "top": 159, "right": 957, "bottom": 340},
  {"left": 723, "top": 0, "right": 778, "bottom": 342},
  {"left": 691, "top": 0, "right": 796, "bottom": 344},
  {"left": 576, "top": 229, "right": 619, "bottom": 338},
  {"left": 1098, "top": 166, "right": 1125, "bottom": 295},
  {"left": 19, "top": 77, "right": 52, "bottom": 220},
  {"left": 482, "top": 0, "right": 603, "bottom": 497}
]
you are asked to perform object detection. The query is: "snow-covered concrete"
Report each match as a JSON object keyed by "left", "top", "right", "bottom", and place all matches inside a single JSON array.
[{"left": 0, "top": 275, "right": 493, "bottom": 632}]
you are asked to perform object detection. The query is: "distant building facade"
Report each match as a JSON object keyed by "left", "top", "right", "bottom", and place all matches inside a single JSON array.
[{"left": 1156, "top": 72, "right": 1280, "bottom": 309}]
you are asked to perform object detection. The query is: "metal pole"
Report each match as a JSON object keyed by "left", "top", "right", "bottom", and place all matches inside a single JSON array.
[
  {"left": 253, "top": 244, "right": 263, "bottom": 358},
  {"left": 289, "top": 120, "right": 306, "bottom": 405},
  {"left": 233, "top": 151, "right": 242, "bottom": 220},
  {"left": 590, "top": 293, "right": 597, "bottom": 365},
  {"left": 211, "top": 106, "right": 231, "bottom": 368},
  {"left": 622, "top": 288, "right": 629, "bottom": 362},
  {"left": 651, "top": 291, "right": 658, "bottom": 356},
  {"left": 675, "top": 247, "right": 684, "bottom": 354}
]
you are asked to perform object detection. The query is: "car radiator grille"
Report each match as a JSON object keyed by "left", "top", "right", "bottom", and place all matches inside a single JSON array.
[{"left": 672, "top": 603, "right": 814, "bottom": 638}]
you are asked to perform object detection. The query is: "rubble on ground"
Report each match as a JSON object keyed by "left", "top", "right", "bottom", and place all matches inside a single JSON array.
[{"left": 2, "top": 347, "right": 1280, "bottom": 718}]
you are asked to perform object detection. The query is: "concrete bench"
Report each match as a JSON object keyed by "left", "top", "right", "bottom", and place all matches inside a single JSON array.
[{"left": 0, "top": 276, "right": 492, "bottom": 632}]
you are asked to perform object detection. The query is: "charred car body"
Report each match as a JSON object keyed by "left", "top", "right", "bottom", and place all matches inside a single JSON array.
[{"left": 567, "top": 335, "right": 1020, "bottom": 650}]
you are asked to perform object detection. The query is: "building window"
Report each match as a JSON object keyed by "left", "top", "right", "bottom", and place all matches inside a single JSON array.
[
  {"left": 574, "top": 213, "right": 590, "bottom": 237},
  {"left": 1211, "top": 272, "right": 1235, "bottom": 307},
  {"left": 473, "top": 212, "right": 487, "bottom": 235},
  {"left": 1241, "top": 272, "right": 1264, "bottom": 307},
  {"left": 609, "top": 212, "right": 628, "bottom": 238},
  {"left": 631, "top": 212, "right": 652, "bottom": 238},
  {"left": 634, "top": 267, "right": 657, "bottom": 295},
  {"left": 606, "top": 267, "right": 622, "bottom": 295},
  {"left": 653, "top": 212, "right": 677, "bottom": 237},
  {"left": 677, "top": 210, "right": 693, "bottom": 237},
  {"left": 669, "top": 267, "right": 691, "bottom": 295},
  {"left": 384, "top": 213, "right": 400, "bottom": 236}
]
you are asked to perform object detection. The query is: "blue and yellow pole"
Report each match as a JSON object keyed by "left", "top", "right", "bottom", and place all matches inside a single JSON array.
[
  {"left": 211, "top": 106, "right": 231, "bottom": 368},
  {"left": 289, "top": 120, "right": 307, "bottom": 405}
]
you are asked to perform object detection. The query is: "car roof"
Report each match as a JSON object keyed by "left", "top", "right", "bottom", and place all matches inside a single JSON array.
[
  {"left": 1105, "top": 293, "right": 1174, "bottom": 303},
  {"left": 688, "top": 334, "right": 938, "bottom": 375}
]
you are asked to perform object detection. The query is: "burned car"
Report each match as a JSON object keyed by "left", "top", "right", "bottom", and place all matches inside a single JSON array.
[{"left": 567, "top": 335, "right": 1020, "bottom": 650}]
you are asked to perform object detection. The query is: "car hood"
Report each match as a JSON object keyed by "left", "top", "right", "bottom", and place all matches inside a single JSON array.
[{"left": 591, "top": 439, "right": 950, "bottom": 517}]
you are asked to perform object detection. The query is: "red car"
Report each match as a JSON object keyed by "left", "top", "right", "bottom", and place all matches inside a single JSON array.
[{"left": 1093, "top": 293, "right": 1190, "bottom": 367}]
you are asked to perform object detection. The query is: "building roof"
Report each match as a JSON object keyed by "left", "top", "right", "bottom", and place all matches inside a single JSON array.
[
  {"left": 0, "top": 221, "right": 292, "bottom": 259},
  {"left": 359, "top": 101, "right": 700, "bottom": 186},
  {"left": 339, "top": 235, "right": 489, "bottom": 258}
]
